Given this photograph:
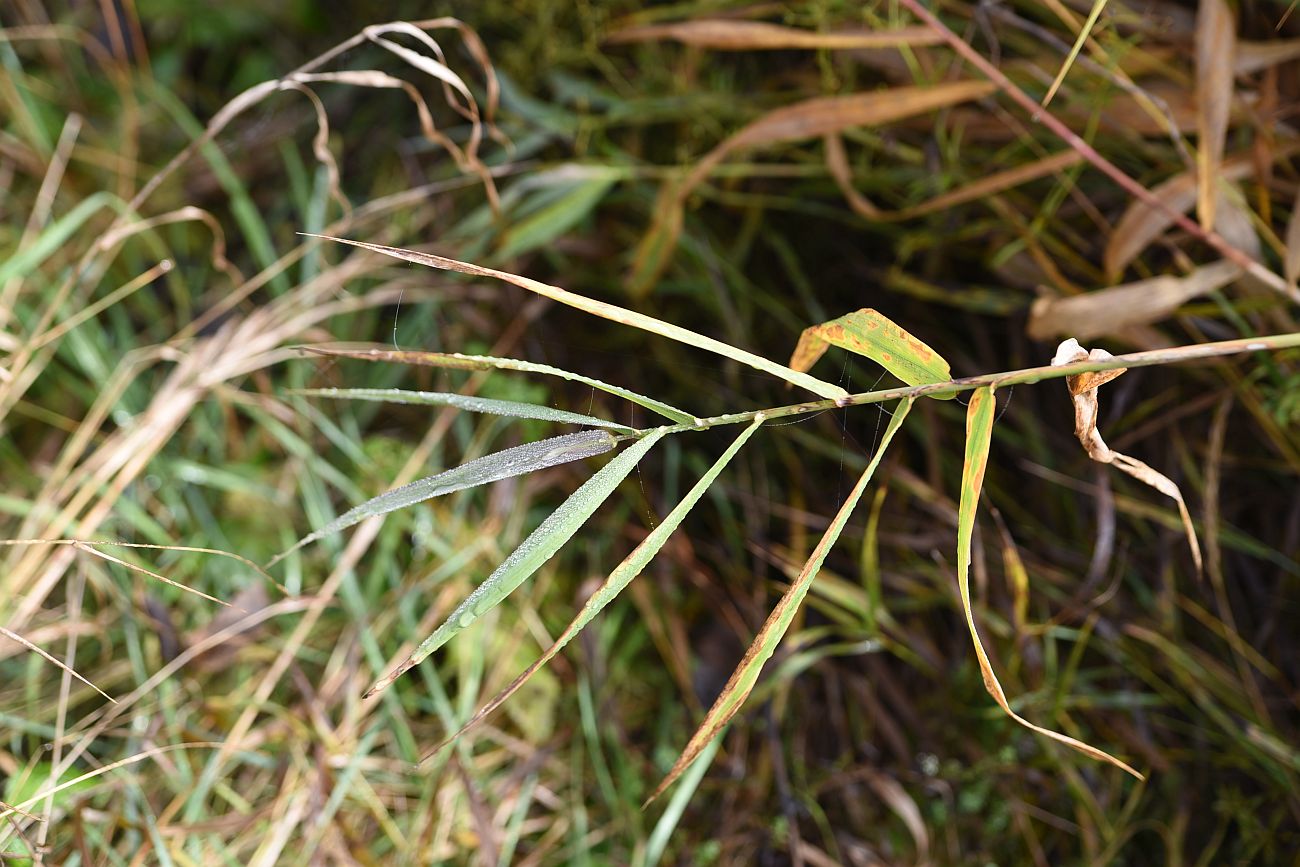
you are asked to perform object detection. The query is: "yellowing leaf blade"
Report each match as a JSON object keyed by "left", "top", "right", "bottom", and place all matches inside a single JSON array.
[
  {"left": 306, "top": 235, "right": 848, "bottom": 400},
  {"left": 789, "top": 308, "right": 953, "bottom": 398},
  {"left": 957, "top": 388, "right": 1143, "bottom": 779},
  {"left": 646, "top": 399, "right": 914, "bottom": 805}
]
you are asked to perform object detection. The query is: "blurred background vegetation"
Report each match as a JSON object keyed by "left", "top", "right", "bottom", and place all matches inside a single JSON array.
[{"left": 2, "top": 0, "right": 1299, "bottom": 863}]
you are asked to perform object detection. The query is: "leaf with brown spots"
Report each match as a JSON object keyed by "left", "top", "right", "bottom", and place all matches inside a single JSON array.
[
  {"left": 789, "top": 308, "right": 953, "bottom": 398},
  {"left": 956, "top": 387, "right": 1143, "bottom": 778}
]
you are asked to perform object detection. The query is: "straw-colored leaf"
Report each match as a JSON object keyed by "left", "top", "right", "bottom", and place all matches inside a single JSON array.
[
  {"left": 304, "top": 235, "right": 848, "bottom": 400},
  {"left": 789, "top": 308, "right": 953, "bottom": 397},
  {"left": 1028, "top": 260, "right": 1242, "bottom": 341},
  {"left": 1052, "top": 340, "right": 1203, "bottom": 574},
  {"left": 1235, "top": 38, "right": 1300, "bottom": 75},
  {"left": 0, "top": 626, "right": 116, "bottom": 704},
  {"left": 269, "top": 430, "right": 618, "bottom": 566},
  {"left": 365, "top": 429, "right": 668, "bottom": 697},
  {"left": 606, "top": 19, "right": 942, "bottom": 51},
  {"left": 302, "top": 345, "right": 696, "bottom": 424},
  {"left": 1195, "top": 0, "right": 1235, "bottom": 230},
  {"left": 627, "top": 79, "right": 997, "bottom": 294},
  {"left": 428, "top": 417, "right": 764, "bottom": 758},
  {"left": 1101, "top": 145, "right": 1300, "bottom": 279},
  {"left": 1287, "top": 188, "right": 1300, "bottom": 288},
  {"left": 290, "top": 387, "right": 638, "bottom": 433},
  {"left": 645, "top": 399, "right": 913, "bottom": 805},
  {"left": 958, "top": 386, "right": 1143, "bottom": 779}
]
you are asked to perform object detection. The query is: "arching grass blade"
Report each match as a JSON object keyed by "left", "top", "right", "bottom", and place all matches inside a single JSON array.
[
  {"left": 301, "top": 235, "right": 850, "bottom": 400},
  {"left": 956, "top": 387, "right": 1143, "bottom": 779},
  {"left": 301, "top": 345, "right": 697, "bottom": 424},
  {"left": 291, "top": 387, "right": 638, "bottom": 433},
  {"left": 268, "top": 430, "right": 618, "bottom": 567},
  {"left": 427, "top": 417, "right": 765, "bottom": 760},
  {"left": 364, "top": 429, "right": 669, "bottom": 698},
  {"left": 646, "top": 399, "right": 913, "bottom": 805}
]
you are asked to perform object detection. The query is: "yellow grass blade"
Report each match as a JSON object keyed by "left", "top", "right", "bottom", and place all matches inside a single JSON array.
[
  {"left": 303, "top": 235, "right": 848, "bottom": 400},
  {"left": 957, "top": 387, "right": 1143, "bottom": 779},
  {"left": 645, "top": 398, "right": 914, "bottom": 805},
  {"left": 789, "top": 308, "right": 953, "bottom": 397}
]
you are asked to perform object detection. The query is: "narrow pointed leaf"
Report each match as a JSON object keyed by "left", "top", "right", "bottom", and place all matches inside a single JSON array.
[
  {"left": 429, "top": 417, "right": 764, "bottom": 758},
  {"left": 302, "top": 345, "right": 696, "bottom": 424},
  {"left": 646, "top": 399, "right": 913, "bottom": 805},
  {"left": 498, "top": 175, "right": 616, "bottom": 259},
  {"left": 790, "top": 308, "right": 953, "bottom": 398},
  {"left": 366, "top": 429, "right": 669, "bottom": 697},
  {"left": 291, "top": 387, "right": 638, "bottom": 433},
  {"left": 956, "top": 387, "right": 1143, "bottom": 779},
  {"left": 1195, "top": 0, "right": 1234, "bottom": 230},
  {"left": 303, "top": 235, "right": 849, "bottom": 400},
  {"left": 269, "top": 430, "right": 617, "bottom": 566}
]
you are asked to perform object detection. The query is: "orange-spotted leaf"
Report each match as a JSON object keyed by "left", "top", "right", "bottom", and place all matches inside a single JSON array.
[{"left": 790, "top": 308, "right": 953, "bottom": 398}]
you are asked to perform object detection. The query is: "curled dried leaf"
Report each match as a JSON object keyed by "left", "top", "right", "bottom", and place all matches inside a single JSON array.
[{"left": 1052, "top": 340, "right": 1203, "bottom": 574}]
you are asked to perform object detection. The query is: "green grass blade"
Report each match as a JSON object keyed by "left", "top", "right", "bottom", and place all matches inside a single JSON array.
[
  {"left": 643, "top": 730, "right": 724, "bottom": 866},
  {"left": 956, "top": 387, "right": 1143, "bottom": 779},
  {"left": 498, "top": 174, "right": 617, "bottom": 259},
  {"left": 1041, "top": 0, "right": 1109, "bottom": 109},
  {"left": 427, "top": 417, "right": 764, "bottom": 758},
  {"left": 0, "top": 192, "right": 119, "bottom": 286},
  {"left": 268, "top": 430, "right": 618, "bottom": 567},
  {"left": 302, "top": 235, "right": 850, "bottom": 400},
  {"left": 365, "top": 429, "right": 670, "bottom": 698},
  {"left": 645, "top": 398, "right": 914, "bottom": 805},
  {"left": 789, "top": 308, "right": 953, "bottom": 398},
  {"left": 302, "top": 346, "right": 697, "bottom": 424},
  {"left": 290, "top": 387, "right": 639, "bottom": 433}
]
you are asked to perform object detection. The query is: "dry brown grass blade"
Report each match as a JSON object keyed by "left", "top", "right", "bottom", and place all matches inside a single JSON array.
[
  {"left": 0, "top": 625, "right": 115, "bottom": 704},
  {"left": 1052, "top": 340, "right": 1203, "bottom": 575},
  {"left": 1028, "top": 260, "right": 1242, "bottom": 341},
  {"left": 628, "top": 79, "right": 997, "bottom": 294},
  {"left": 1195, "top": 0, "right": 1235, "bottom": 231},
  {"left": 958, "top": 388, "right": 1143, "bottom": 779},
  {"left": 896, "top": 0, "right": 1296, "bottom": 301},
  {"left": 605, "top": 20, "right": 942, "bottom": 50},
  {"left": 1285, "top": 187, "right": 1300, "bottom": 288},
  {"left": 1101, "top": 144, "right": 1300, "bottom": 280},
  {"left": 1235, "top": 38, "right": 1300, "bottom": 74},
  {"left": 827, "top": 138, "right": 1084, "bottom": 222},
  {"left": 303, "top": 234, "right": 847, "bottom": 399}
]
